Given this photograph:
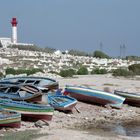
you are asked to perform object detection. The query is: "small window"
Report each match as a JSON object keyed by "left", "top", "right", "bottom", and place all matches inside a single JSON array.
[
  {"left": 7, "top": 87, "right": 19, "bottom": 93},
  {"left": 18, "top": 80, "right": 25, "bottom": 83},
  {"left": 0, "top": 87, "right": 8, "bottom": 92},
  {"left": 34, "top": 81, "right": 40, "bottom": 85},
  {"left": 25, "top": 80, "right": 35, "bottom": 84}
]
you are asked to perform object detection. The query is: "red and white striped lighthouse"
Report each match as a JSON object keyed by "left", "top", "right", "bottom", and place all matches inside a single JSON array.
[{"left": 11, "top": 17, "right": 18, "bottom": 44}]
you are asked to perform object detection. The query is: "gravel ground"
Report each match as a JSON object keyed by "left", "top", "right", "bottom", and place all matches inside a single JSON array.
[{"left": 0, "top": 75, "right": 140, "bottom": 140}]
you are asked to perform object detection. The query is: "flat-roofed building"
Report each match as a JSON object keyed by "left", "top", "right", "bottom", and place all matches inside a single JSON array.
[{"left": 0, "top": 38, "right": 12, "bottom": 48}]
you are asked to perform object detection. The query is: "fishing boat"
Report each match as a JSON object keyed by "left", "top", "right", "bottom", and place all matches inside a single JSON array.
[
  {"left": 64, "top": 85, "right": 125, "bottom": 108},
  {"left": 47, "top": 94, "right": 77, "bottom": 111},
  {"left": 0, "top": 108, "right": 21, "bottom": 128},
  {"left": 0, "top": 98, "right": 54, "bottom": 121},
  {"left": 0, "top": 84, "right": 43, "bottom": 102},
  {"left": 114, "top": 90, "right": 140, "bottom": 107},
  {"left": 1, "top": 76, "right": 59, "bottom": 90}
]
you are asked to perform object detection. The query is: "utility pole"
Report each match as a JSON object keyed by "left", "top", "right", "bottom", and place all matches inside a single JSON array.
[
  {"left": 120, "top": 45, "right": 122, "bottom": 59},
  {"left": 122, "top": 44, "right": 126, "bottom": 59},
  {"left": 99, "top": 42, "right": 103, "bottom": 52}
]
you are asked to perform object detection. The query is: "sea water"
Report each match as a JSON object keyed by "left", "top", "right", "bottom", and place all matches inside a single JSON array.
[{"left": 87, "top": 121, "right": 140, "bottom": 137}]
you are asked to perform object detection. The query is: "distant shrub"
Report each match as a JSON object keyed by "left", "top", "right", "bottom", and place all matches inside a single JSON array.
[
  {"left": 6, "top": 68, "right": 16, "bottom": 75},
  {"left": 91, "top": 68, "right": 107, "bottom": 74},
  {"left": 112, "top": 68, "right": 133, "bottom": 77},
  {"left": 49, "top": 71, "right": 59, "bottom": 75},
  {"left": 59, "top": 69, "right": 76, "bottom": 77},
  {"left": 5, "top": 68, "right": 43, "bottom": 76},
  {"left": 93, "top": 50, "right": 110, "bottom": 59},
  {"left": 68, "top": 49, "right": 90, "bottom": 56},
  {"left": 128, "top": 64, "right": 140, "bottom": 75},
  {"left": 126, "top": 56, "right": 140, "bottom": 61},
  {"left": 77, "top": 66, "right": 88, "bottom": 75}
]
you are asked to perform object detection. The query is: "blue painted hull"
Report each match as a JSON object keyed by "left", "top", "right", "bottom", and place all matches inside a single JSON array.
[
  {"left": 65, "top": 85, "right": 125, "bottom": 108},
  {"left": 0, "top": 84, "right": 43, "bottom": 102},
  {"left": 0, "top": 98, "right": 54, "bottom": 121},
  {"left": 1, "top": 76, "right": 59, "bottom": 90},
  {"left": 48, "top": 95, "right": 77, "bottom": 111}
]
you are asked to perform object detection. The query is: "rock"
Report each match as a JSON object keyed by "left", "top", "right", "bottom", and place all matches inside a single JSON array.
[
  {"left": 103, "top": 87, "right": 112, "bottom": 93},
  {"left": 84, "top": 117, "right": 88, "bottom": 120},
  {"left": 34, "top": 120, "right": 49, "bottom": 128},
  {"left": 136, "top": 108, "right": 140, "bottom": 114},
  {"left": 67, "top": 114, "right": 71, "bottom": 117},
  {"left": 54, "top": 110, "right": 59, "bottom": 115},
  {"left": 0, "top": 134, "right": 4, "bottom": 137},
  {"left": 5, "top": 127, "right": 11, "bottom": 131},
  {"left": 105, "top": 104, "right": 112, "bottom": 109},
  {"left": 0, "top": 128, "right": 6, "bottom": 132}
]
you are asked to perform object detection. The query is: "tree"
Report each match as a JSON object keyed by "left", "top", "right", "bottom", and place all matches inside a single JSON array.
[
  {"left": 93, "top": 50, "right": 110, "bottom": 59},
  {"left": 59, "top": 69, "right": 76, "bottom": 77},
  {"left": 128, "top": 64, "right": 140, "bottom": 75},
  {"left": 77, "top": 66, "right": 88, "bottom": 75},
  {"left": 44, "top": 47, "right": 56, "bottom": 53},
  {"left": 91, "top": 68, "right": 107, "bottom": 74},
  {"left": 126, "top": 56, "right": 140, "bottom": 61},
  {"left": 112, "top": 68, "right": 133, "bottom": 77},
  {"left": 5, "top": 68, "right": 16, "bottom": 75},
  {"left": 5, "top": 68, "right": 43, "bottom": 76},
  {"left": 69, "top": 49, "right": 90, "bottom": 56}
]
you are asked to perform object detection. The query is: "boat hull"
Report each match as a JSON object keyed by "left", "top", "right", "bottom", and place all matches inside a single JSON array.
[
  {"left": 65, "top": 85, "right": 125, "bottom": 108},
  {"left": 1, "top": 76, "right": 59, "bottom": 90},
  {"left": 48, "top": 95, "right": 77, "bottom": 111},
  {"left": 114, "top": 90, "right": 140, "bottom": 107},
  {"left": 0, "top": 99, "right": 54, "bottom": 121},
  {"left": 68, "top": 91, "right": 115, "bottom": 105},
  {"left": 0, "top": 121, "right": 21, "bottom": 128},
  {"left": 0, "top": 84, "right": 43, "bottom": 103},
  {"left": 54, "top": 103, "right": 77, "bottom": 111},
  {"left": 21, "top": 114, "right": 53, "bottom": 121},
  {"left": 0, "top": 109, "right": 21, "bottom": 128}
]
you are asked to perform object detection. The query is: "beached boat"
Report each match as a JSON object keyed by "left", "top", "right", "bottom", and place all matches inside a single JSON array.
[
  {"left": 0, "top": 108, "right": 21, "bottom": 128},
  {"left": 47, "top": 94, "right": 77, "bottom": 111},
  {"left": 0, "top": 98, "right": 54, "bottom": 121},
  {"left": 1, "top": 76, "right": 59, "bottom": 90},
  {"left": 114, "top": 90, "right": 140, "bottom": 107},
  {"left": 0, "top": 84, "right": 43, "bottom": 102},
  {"left": 64, "top": 85, "right": 125, "bottom": 108}
]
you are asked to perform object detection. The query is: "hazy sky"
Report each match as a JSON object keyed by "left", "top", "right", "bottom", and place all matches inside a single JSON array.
[{"left": 0, "top": 0, "right": 140, "bottom": 56}]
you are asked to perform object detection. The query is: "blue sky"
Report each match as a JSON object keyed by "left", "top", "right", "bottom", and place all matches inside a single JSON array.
[{"left": 0, "top": 0, "right": 140, "bottom": 56}]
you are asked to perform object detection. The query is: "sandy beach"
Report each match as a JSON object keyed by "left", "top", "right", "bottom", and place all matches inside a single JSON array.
[{"left": 1, "top": 75, "right": 140, "bottom": 140}]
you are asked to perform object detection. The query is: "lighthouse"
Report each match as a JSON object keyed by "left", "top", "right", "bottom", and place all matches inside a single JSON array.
[{"left": 11, "top": 17, "right": 18, "bottom": 44}]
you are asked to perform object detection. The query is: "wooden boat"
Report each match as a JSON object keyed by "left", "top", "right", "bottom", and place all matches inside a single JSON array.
[
  {"left": 64, "top": 85, "right": 125, "bottom": 108},
  {"left": 1, "top": 76, "right": 59, "bottom": 90},
  {"left": 0, "top": 84, "right": 43, "bottom": 102},
  {"left": 114, "top": 90, "right": 140, "bottom": 107},
  {"left": 0, "top": 98, "right": 54, "bottom": 121},
  {"left": 0, "top": 108, "right": 21, "bottom": 128},
  {"left": 47, "top": 94, "right": 77, "bottom": 111}
]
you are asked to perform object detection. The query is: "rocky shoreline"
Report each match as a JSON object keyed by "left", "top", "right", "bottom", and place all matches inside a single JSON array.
[{"left": 0, "top": 75, "right": 140, "bottom": 140}]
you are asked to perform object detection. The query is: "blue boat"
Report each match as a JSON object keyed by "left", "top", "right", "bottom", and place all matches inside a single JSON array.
[
  {"left": 64, "top": 85, "right": 125, "bottom": 108},
  {"left": 0, "top": 84, "right": 43, "bottom": 102},
  {"left": 0, "top": 98, "right": 54, "bottom": 121},
  {"left": 47, "top": 94, "right": 77, "bottom": 111},
  {"left": 1, "top": 76, "right": 59, "bottom": 90},
  {"left": 0, "top": 108, "right": 21, "bottom": 128}
]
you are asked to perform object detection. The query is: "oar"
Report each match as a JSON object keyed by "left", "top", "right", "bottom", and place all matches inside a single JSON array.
[{"left": 74, "top": 106, "right": 80, "bottom": 113}]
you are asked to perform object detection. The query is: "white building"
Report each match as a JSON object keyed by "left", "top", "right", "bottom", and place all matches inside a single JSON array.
[{"left": 0, "top": 38, "right": 12, "bottom": 48}]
